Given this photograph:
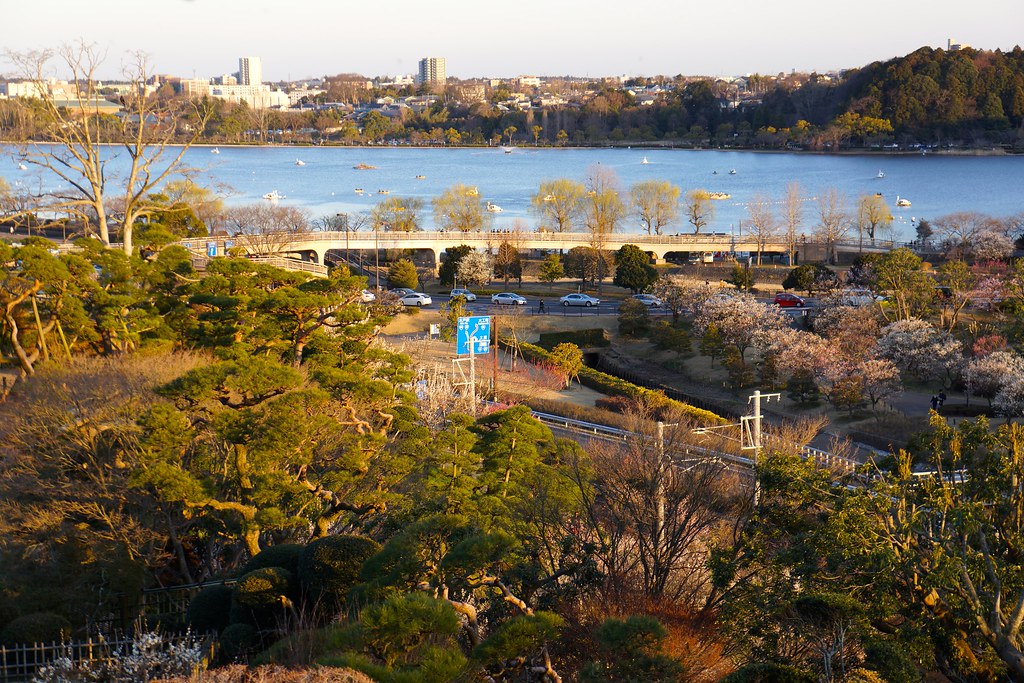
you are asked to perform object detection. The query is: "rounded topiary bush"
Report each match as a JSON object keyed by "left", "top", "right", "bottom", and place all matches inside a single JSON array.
[
  {"left": 241, "top": 544, "right": 303, "bottom": 577},
  {"left": 1, "top": 612, "right": 73, "bottom": 645},
  {"left": 186, "top": 584, "right": 233, "bottom": 634},
  {"left": 298, "top": 535, "right": 381, "bottom": 610},
  {"left": 219, "top": 622, "right": 260, "bottom": 662},
  {"left": 230, "top": 567, "right": 295, "bottom": 629}
]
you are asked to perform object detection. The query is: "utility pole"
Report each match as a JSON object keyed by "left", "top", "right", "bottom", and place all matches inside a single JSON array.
[{"left": 742, "top": 390, "right": 780, "bottom": 506}]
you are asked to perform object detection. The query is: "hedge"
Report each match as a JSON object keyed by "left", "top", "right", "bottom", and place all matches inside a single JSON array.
[
  {"left": 242, "top": 544, "right": 304, "bottom": 577},
  {"left": 506, "top": 339, "right": 726, "bottom": 426},
  {"left": 186, "top": 584, "right": 234, "bottom": 634},
  {"left": 1, "top": 612, "right": 72, "bottom": 645},
  {"left": 297, "top": 535, "right": 382, "bottom": 612},
  {"left": 536, "top": 328, "right": 610, "bottom": 350}
]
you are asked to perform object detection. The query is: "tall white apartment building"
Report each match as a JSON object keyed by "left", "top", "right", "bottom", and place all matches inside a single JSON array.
[
  {"left": 238, "top": 56, "right": 263, "bottom": 86},
  {"left": 417, "top": 57, "right": 446, "bottom": 86}
]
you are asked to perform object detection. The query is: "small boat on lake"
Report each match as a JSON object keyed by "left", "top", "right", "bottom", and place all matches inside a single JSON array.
[
  {"left": 415, "top": 175, "right": 426, "bottom": 179},
  {"left": 377, "top": 189, "right": 390, "bottom": 194},
  {"left": 353, "top": 163, "right": 377, "bottom": 170},
  {"left": 295, "top": 159, "right": 305, "bottom": 166},
  {"left": 355, "top": 188, "right": 364, "bottom": 194},
  {"left": 465, "top": 187, "right": 479, "bottom": 196},
  {"left": 262, "top": 190, "right": 285, "bottom": 200},
  {"left": 728, "top": 169, "right": 737, "bottom": 175},
  {"left": 641, "top": 157, "right": 649, "bottom": 164},
  {"left": 877, "top": 170, "right": 885, "bottom": 178},
  {"left": 896, "top": 196, "right": 911, "bottom": 207},
  {"left": 486, "top": 202, "right": 503, "bottom": 213},
  {"left": 211, "top": 147, "right": 220, "bottom": 154}
]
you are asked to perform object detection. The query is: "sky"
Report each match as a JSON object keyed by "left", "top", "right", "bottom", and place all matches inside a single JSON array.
[{"left": 5, "top": 0, "right": 1023, "bottom": 82}]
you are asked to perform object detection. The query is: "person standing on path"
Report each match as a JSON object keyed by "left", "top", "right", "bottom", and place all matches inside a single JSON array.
[
  {"left": 930, "top": 395, "right": 939, "bottom": 411},
  {"left": 538, "top": 298, "right": 546, "bottom": 314}
]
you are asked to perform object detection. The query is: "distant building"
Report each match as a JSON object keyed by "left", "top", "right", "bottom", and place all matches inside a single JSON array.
[
  {"left": 517, "top": 75, "right": 541, "bottom": 89},
  {"left": 418, "top": 57, "right": 446, "bottom": 86},
  {"left": 238, "top": 56, "right": 263, "bottom": 86},
  {"left": 947, "top": 38, "right": 971, "bottom": 51}
]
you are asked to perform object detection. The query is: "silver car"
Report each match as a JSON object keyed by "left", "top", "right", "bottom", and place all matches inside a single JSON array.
[
  {"left": 560, "top": 293, "right": 600, "bottom": 307},
  {"left": 491, "top": 292, "right": 527, "bottom": 305}
]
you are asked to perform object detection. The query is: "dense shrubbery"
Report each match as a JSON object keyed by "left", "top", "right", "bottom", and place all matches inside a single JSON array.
[
  {"left": 185, "top": 585, "right": 234, "bottom": 634},
  {"left": 536, "top": 328, "right": 611, "bottom": 350},
  {"left": 0, "top": 612, "right": 72, "bottom": 645},
  {"left": 297, "top": 536, "right": 382, "bottom": 613}
]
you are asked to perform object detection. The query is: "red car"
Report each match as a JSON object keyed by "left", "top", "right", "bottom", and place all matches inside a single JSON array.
[{"left": 774, "top": 292, "right": 806, "bottom": 308}]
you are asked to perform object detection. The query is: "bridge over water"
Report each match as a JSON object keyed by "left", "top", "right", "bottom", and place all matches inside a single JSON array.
[{"left": 183, "top": 230, "right": 900, "bottom": 269}]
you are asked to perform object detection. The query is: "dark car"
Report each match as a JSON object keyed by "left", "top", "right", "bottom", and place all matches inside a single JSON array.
[{"left": 774, "top": 292, "right": 806, "bottom": 308}]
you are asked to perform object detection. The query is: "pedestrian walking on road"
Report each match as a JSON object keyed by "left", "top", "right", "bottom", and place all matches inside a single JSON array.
[
  {"left": 930, "top": 395, "right": 939, "bottom": 411},
  {"left": 938, "top": 391, "right": 947, "bottom": 407},
  {"left": 538, "top": 298, "right": 546, "bottom": 314}
]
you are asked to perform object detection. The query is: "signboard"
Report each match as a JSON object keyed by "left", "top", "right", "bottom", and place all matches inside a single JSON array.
[
  {"left": 206, "top": 242, "right": 217, "bottom": 257},
  {"left": 457, "top": 316, "right": 491, "bottom": 356}
]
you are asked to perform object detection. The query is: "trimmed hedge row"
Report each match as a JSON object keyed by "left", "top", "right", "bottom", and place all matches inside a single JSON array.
[
  {"left": 536, "top": 328, "right": 610, "bottom": 350},
  {"left": 508, "top": 339, "right": 726, "bottom": 427}
]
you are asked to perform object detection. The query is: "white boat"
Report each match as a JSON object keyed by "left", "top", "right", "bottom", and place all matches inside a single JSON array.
[
  {"left": 486, "top": 202, "right": 503, "bottom": 213},
  {"left": 17, "top": 163, "right": 27, "bottom": 170},
  {"left": 355, "top": 188, "right": 364, "bottom": 194},
  {"left": 262, "top": 190, "right": 285, "bottom": 200},
  {"left": 211, "top": 147, "right": 220, "bottom": 154},
  {"left": 501, "top": 146, "right": 514, "bottom": 154},
  {"left": 542, "top": 194, "right": 555, "bottom": 202},
  {"left": 728, "top": 169, "right": 737, "bottom": 175},
  {"left": 641, "top": 157, "right": 649, "bottom": 164},
  {"left": 877, "top": 170, "right": 885, "bottom": 178},
  {"left": 896, "top": 195, "right": 911, "bottom": 207},
  {"left": 295, "top": 159, "right": 305, "bottom": 166}
]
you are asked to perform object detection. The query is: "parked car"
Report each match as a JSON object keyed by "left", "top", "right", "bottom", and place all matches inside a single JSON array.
[
  {"left": 839, "top": 289, "right": 883, "bottom": 306},
  {"left": 560, "top": 293, "right": 601, "bottom": 307},
  {"left": 360, "top": 289, "right": 376, "bottom": 303},
  {"left": 632, "top": 293, "right": 663, "bottom": 307},
  {"left": 400, "top": 292, "right": 432, "bottom": 307},
  {"left": 491, "top": 292, "right": 527, "bottom": 306},
  {"left": 774, "top": 292, "right": 806, "bottom": 308},
  {"left": 449, "top": 288, "right": 477, "bottom": 301}
]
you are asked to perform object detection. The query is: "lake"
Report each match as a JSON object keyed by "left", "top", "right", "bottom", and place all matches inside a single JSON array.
[{"left": 4, "top": 145, "right": 1024, "bottom": 241}]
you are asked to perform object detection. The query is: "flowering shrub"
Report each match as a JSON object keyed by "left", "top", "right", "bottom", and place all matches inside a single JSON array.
[{"left": 32, "top": 629, "right": 206, "bottom": 683}]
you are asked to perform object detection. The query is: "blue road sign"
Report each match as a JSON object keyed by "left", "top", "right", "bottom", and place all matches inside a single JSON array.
[
  {"left": 206, "top": 242, "right": 217, "bottom": 257},
  {"left": 457, "top": 315, "right": 491, "bottom": 356}
]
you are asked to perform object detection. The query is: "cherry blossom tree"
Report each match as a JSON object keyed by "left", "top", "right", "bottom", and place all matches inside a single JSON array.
[
  {"left": 694, "top": 293, "right": 790, "bottom": 364},
  {"left": 456, "top": 251, "right": 491, "bottom": 287},
  {"left": 965, "top": 351, "right": 1024, "bottom": 407},
  {"left": 860, "top": 358, "right": 902, "bottom": 409},
  {"left": 876, "top": 318, "right": 963, "bottom": 387},
  {"left": 994, "top": 374, "right": 1024, "bottom": 417}
]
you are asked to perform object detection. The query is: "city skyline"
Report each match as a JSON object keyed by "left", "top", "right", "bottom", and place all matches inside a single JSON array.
[{"left": 4, "top": 0, "right": 1022, "bottom": 82}]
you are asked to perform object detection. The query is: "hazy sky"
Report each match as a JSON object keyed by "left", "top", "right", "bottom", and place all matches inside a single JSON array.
[{"left": 6, "top": 0, "right": 1022, "bottom": 81}]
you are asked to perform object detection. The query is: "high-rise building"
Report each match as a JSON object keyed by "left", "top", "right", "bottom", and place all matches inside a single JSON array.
[
  {"left": 418, "top": 57, "right": 446, "bottom": 86},
  {"left": 238, "top": 56, "right": 263, "bottom": 86}
]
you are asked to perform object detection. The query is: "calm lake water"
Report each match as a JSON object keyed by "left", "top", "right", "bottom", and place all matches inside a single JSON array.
[{"left": 4, "top": 146, "right": 1024, "bottom": 241}]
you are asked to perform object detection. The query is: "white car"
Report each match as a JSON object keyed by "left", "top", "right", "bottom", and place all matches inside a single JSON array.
[
  {"left": 631, "top": 293, "right": 662, "bottom": 307},
  {"left": 449, "top": 288, "right": 477, "bottom": 301},
  {"left": 360, "top": 289, "right": 376, "bottom": 303},
  {"left": 491, "top": 292, "right": 527, "bottom": 306},
  {"left": 400, "top": 292, "right": 432, "bottom": 307},
  {"left": 560, "top": 293, "right": 600, "bottom": 307}
]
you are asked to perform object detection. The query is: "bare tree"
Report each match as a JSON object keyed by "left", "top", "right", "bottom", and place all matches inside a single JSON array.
[
  {"left": 224, "top": 203, "right": 311, "bottom": 255},
  {"left": 855, "top": 194, "right": 892, "bottom": 248},
  {"left": 746, "top": 193, "right": 778, "bottom": 266},
  {"left": 684, "top": 189, "right": 715, "bottom": 234},
  {"left": 580, "top": 413, "right": 737, "bottom": 603},
  {"left": 6, "top": 42, "right": 211, "bottom": 255},
  {"left": 583, "top": 165, "right": 624, "bottom": 292},
  {"left": 813, "top": 188, "right": 849, "bottom": 265},
  {"left": 782, "top": 182, "right": 804, "bottom": 265},
  {"left": 630, "top": 179, "right": 680, "bottom": 235}
]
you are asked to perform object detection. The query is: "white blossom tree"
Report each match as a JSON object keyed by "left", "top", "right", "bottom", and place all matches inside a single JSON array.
[
  {"left": 994, "top": 374, "right": 1024, "bottom": 417},
  {"left": 876, "top": 318, "right": 963, "bottom": 387},
  {"left": 456, "top": 250, "right": 491, "bottom": 287},
  {"left": 694, "top": 293, "right": 790, "bottom": 363},
  {"left": 966, "top": 351, "right": 1024, "bottom": 407}
]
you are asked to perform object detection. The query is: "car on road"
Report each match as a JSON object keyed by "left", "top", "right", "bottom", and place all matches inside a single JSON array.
[
  {"left": 560, "top": 293, "right": 601, "bottom": 307},
  {"left": 449, "top": 288, "right": 477, "bottom": 301},
  {"left": 491, "top": 292, "right": 527, "bottom": 306},
  {"left": 399, "top": 292, "right": 432, "bottom": 307},
  {"left": 774, "top": 292, "right": 806, "bottom": 308},
  {"left": 390, "top": 287, "right": 416, "bottom": 297},
  {"left": 360, "top": 289, "right": 376, "bottom": 303},
  {"left": 631, "top": 293, "right": 663, "bottom": 307}
]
